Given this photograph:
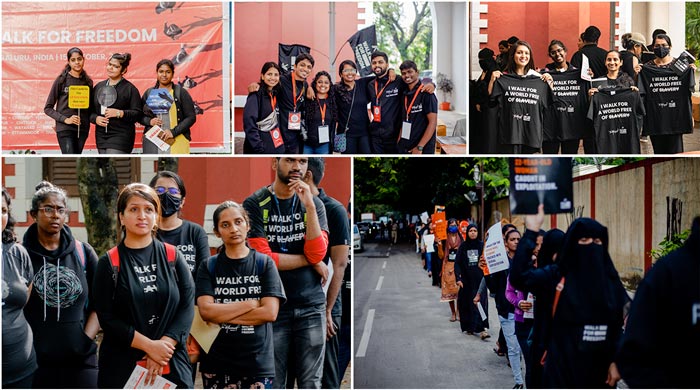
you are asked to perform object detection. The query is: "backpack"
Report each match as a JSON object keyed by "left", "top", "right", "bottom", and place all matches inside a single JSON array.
[
  {"left": 75, "top": 239, "right": 86, "bottom": 271},
  {"left": 207, "top": 249, "right": 267, "bottom": 279},
  {"left": 251, "top": 187, "right": 308, "bottom": 236},
  {"left": 106, "top": 242, "right": 178, "bottom": 292}
]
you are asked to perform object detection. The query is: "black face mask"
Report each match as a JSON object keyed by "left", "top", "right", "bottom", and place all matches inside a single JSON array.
[
  {"left": 654, "top": 46, "right": 670, "bottom": 59},
  {"left": 159, "top": 192, "right": 182, "bottom": 218},
  {"left": 479, "top": 58, "right": 497, "bottom": 72}
]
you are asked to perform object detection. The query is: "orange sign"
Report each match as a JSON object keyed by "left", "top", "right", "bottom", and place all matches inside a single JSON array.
[
  {"left": 2, "top": 2, "right": 228, "bottom": 152},
  {"left": 68, "top": 86, "right": 90, "bottom": 109},
  {"left": 432, "top": 211, "right": 447, "bottom": 241}
]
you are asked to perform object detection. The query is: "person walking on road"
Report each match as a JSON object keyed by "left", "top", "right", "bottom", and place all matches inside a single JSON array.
[{"left": 441, "top": 219, "right": 461, "bottom": 322}]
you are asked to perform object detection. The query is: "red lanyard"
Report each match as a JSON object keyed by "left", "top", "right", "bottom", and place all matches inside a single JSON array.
[
  {"left": 404, "top": 84, "right": 423, "bottom": 121},
  {"left": 270, "top": 93, "right": 276, "bottom": 111},
  {"left": 291, "top": 72, "right": 303, "bottom": 112},
  {"left": 374, "top": 79, "right": 389, "bottom": 105},
  {"left": 317, "top": 98, "right": 327, "bottom": 125}
]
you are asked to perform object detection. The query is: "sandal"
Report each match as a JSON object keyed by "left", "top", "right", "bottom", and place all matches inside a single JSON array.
[{"left": 449, "top": 315, "right": 457, "bottom": 322}]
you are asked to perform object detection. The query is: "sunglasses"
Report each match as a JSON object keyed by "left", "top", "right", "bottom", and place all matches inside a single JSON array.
[{"left": 155, "top": 186, "right": 181, "bottom": 195}]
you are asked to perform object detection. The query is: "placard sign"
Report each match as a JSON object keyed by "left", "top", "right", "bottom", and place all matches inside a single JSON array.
[
  {"left": 483, "top": 222, "right": 509, "bottom": 275},
  {"left": 509, "top": 158, "right": 573, "bottom": 215},
  {"left": 68, "top": 86, "right": 90, "bottom": 109}
]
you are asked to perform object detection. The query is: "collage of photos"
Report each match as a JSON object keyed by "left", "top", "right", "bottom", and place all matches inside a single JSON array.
[{"left": 1, "top": 1, "right": 699, "bottom": 390}]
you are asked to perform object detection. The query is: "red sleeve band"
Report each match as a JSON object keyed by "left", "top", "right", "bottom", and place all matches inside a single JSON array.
[
  {"left": 304, "top": 231, "right": 329, "bottom": 265},
  {"left": 247, "top": 237, "right": 280, "bottom": 266}
]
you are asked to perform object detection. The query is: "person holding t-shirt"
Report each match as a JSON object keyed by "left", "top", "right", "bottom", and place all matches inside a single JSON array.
[
  {"left": 196, "top": 201, "right": 285, "bottom": 389},
  {"left": 396, "top": 60, "right": 438, "bottom": 154},
  {"left": 489, "top": 41, "right": 554, "bottom": 154},
  {"left": 243, "top": 157, "right": 329, "bottom": 389}
]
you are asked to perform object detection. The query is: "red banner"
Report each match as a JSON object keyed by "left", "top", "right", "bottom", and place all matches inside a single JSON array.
[{"left": 2, "top": 2, "right": 229, "bottom": 152}]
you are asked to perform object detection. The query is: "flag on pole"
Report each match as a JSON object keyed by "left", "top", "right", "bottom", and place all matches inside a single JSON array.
[
  {"left": 347, "top": 25, "right": 377, "bottom": 77},
  {"left": 278, "top": 43, "right": 311, "bottom": 73}
]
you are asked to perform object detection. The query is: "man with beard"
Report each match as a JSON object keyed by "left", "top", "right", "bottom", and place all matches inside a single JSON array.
[
  {"left": 396, "top": 60, "right": 438, "bottom": 154},
  {"left": 368, "top": 51, "right": 435, "bottom": 154},
  {"left": 243, "top": 157, "right": 330, "bottom": 389}
]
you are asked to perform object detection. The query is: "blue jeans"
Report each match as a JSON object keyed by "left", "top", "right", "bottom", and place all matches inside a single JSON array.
[
  {"left": 303, "top": 143, "right": 330, "bottom": 154},
  {"left": 425, "top": 252, "right": 432, "bottom": 272},
  {"left": 273, "top": 303, "right": 326, "bottom": 389},
  {"left": 499, "top": 312, "right": 523, "bottom": 385}
]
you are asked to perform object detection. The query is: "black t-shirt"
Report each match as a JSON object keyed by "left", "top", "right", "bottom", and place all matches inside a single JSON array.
[
  {"left": 195, "top": 250, "right": 286, "bottom": 376},
  {"left": 318, "top": 189, "right": 350, "bottom": 317},
  {"left": 244, "top": 187, "right": 329, "bottom": 308},
  {"left": 397, "top": 83, "right": 438, "bottom": 153},
  {"left": 638, "top": 66, "right": 695, "bottom": 136},
  {"left": 543, "top": 68, "right": 590, "bottom": 141},
  {"left": 341, "top": 258, "right": 351, "bottom": 326},
  {"left": 334, "top": 78, "right": 371, "bottom": 137},
  {"left": 157, "top": 219, "right": 210, "bottom": 279},
  {"left": 491, "top": 74, "right": 553, "bottom": 148},
  {"left": 278, "top": 71, "right": 307, "bottom": 133},
  {"left": 125, "top": 244, "right": 163, "bottom": 332},
  {"left": 305, "top": 97, "right": 337, "bottom": 147},
  {"left": 587, "top": 88, "right": 645, "bottom": 154},
  {"left": 368, "top": 74, "right": 403, "bottom": 132}
]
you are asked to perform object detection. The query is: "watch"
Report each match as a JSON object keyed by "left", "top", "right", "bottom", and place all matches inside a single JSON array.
[{"left": 416, "top": 145, "right": 424, "bottom": 151}]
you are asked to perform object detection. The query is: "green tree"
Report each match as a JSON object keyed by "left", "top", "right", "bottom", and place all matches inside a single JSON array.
[
  {"left": 374, "top": 1, "right": 433, "bottom": 71},
  {"left": 687, "top": 2, "right": 700, "bottom": 63},
  {"left": 77, "top": 158, "right": 119, "bottom": 255}
]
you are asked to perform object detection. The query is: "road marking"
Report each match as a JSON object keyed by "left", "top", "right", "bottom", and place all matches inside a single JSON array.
[
  {"left": 375, "top": 276, "right": 384, "bottom": 290},
  {"left": 356, "top": 309, "right": 375, "bottom": 357},
  {"left": 382, "top": 261, "right": 387, "bottom": 269}
]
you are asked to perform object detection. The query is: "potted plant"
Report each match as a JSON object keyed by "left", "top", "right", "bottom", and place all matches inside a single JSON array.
[{"left": 436, "top": 72, "right": 454, "bottom": 111}]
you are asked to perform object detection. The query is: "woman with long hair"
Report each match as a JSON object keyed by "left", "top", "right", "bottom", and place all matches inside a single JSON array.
[
  {"left": 332, "top": 60, "right": 371, "bottom": 154},
  {"left": 93, "top": 183, "right": 195, "bottom": 388},
  {"left": 243, "top": 62, "right": 285, "bottom": 154},
  {"left": 44, "top": 47, "right": 93, "bottom": 154}
]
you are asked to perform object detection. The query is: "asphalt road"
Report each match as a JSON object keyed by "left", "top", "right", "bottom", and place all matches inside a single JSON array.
[{"left": 354, "top": 241, "right": 519, "bottom": 389}]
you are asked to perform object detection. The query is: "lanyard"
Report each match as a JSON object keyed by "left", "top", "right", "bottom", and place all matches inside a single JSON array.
[
  {"left": 269, "top": 93, "right": 277, "bottom": 111},
  {"left": 404, "top": 84, "right": 423, "bottom": 121},
  {"left": 271, "top": 190, "right": 297, "bottom": 253},
  {"left": 317, "top": 98, "right": 327, "bottom": 125},
  {"left": 291, "top": 73, "right": 303, "bottom": 112},
  {"left": 374, "top": 79, "right": 389, "bottom": 105}
]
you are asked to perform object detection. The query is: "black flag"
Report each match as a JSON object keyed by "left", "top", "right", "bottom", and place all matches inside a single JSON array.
[
  {"left": 347, "top": 25, "right": 377, "bottom": 77},
  {"left": 278, "top": 43, "right": 311, "bottom": 74}
]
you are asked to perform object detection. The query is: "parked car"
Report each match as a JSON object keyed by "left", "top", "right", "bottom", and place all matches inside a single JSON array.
[
  {"left": 357, "top": 221, "right": 371, "bottom": 239},
  {"left": 353, "top": 224, "right": 364, "bottom": 252}
]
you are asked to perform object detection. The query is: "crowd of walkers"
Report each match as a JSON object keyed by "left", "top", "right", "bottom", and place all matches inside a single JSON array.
[
  {"left": 44, "top": 48, "right": 198, "bottom": 154},
  {"left": 471, "top": 26, "right": 697, "bottom": 154},
  {"left": 414, "top": 205, "right": 699, "bottom": 388},
  {"left": 243, "top": 51, "right": 439, "bottom": 155},
  {"left": 2, "top": 157, "right": 352, "bottom": 389}
]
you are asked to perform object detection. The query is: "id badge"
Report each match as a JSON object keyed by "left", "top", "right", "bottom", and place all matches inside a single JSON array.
[
  {"left": 318, "top": 125, "right": 330, "bottom": 143},
  {"left": 288, "top": 112, "right": 301, "bottom": 130},
  {"left": 271, "top": 128, "right": 284, "bottom": 148},
  {"left": 401, "top": 121, "right": 412, "bottom": 140},
  {"left": 373, "top": 106, "right": 382, "bottom": 122}
]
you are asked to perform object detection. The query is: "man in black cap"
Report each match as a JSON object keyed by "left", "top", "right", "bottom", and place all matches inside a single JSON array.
[{"left": 571, "top": 25, "right": 608, "bottom": 78}]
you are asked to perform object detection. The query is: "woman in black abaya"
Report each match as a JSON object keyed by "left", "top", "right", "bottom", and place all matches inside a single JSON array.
[
  {"left": 454, "top": 224, "right": 488, "bottom": 337},
  {"left": 542, "top": 218, "right": 630, "bottom": 389}
]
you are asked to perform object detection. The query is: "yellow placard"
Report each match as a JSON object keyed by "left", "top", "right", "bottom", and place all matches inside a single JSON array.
[{"left": 68, "top": 86, "right": 90, "bottom": 109}]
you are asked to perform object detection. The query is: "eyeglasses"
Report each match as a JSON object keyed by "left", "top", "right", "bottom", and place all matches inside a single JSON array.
[
  {"left": 155, "top": 186, "right": 181, "bottom": 195},
  {"left": 342, "top": 69, "right": 357, "bottom": 74},
  {"left": 40, "top": 206, "right": 68, "bottom": 216}
]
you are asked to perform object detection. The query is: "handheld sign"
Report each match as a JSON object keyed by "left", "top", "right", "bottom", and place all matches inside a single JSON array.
[
  {"left": 432, "top": 210, "right": 447, "bottom": 241},
  {"left": 509, "top": 157, "right": 573, "bottom": 215},
  {"left": 97, "top": 85, "right": 117, "bottom": 133},
  {"left": 68, "top": 86, "right": 90, "bottom": 109},
  {"left": 146, "top": 88, "right": 173, "bottom": 114},
  {"left": 68, "top": 85, "right": 90, "bottom": 138},
  {"left": 483, "top": 222, "right": 509, "bottom": 274}
]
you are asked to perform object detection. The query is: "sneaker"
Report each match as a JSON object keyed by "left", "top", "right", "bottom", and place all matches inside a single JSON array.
[{"left": 513, "top": 384, "right": 523, "bottom": 389}]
